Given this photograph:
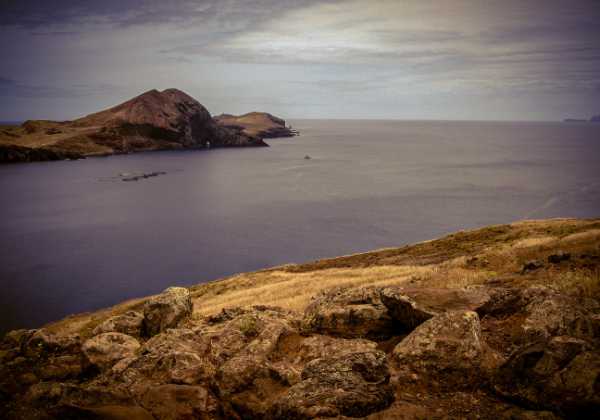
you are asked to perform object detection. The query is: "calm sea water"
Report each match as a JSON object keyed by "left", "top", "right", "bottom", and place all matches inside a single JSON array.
[{"left": 1, "top": 120, "right": 599, "bottom": 333}]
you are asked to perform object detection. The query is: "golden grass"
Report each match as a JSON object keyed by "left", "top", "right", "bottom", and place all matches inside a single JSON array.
[
  {"left": 38, "top": 217, "right": 599, "bottom": 337},
  {"left": 193, "top": 265, "right": 433, "bottom": 317},
  {"left": 511, "top": 236, "right": 557, "bottom": 248},
  {"left": 551, "top": 269, "right": 600, "bottom": 297}
]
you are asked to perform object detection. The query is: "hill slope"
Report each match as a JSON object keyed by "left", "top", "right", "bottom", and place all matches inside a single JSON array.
[
  {"left": 1, "top": 218, "right": 599, "bottom": 418},
  {"left": 0, "top": 89, "right": 270, "bottom": 163},
  {"left": 214, "top": 112, "right": 296, "bottom": 138}
]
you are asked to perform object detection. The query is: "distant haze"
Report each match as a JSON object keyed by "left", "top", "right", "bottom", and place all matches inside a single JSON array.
[{"left": 1, "top": 0, "right": 599, "bottom": 121}]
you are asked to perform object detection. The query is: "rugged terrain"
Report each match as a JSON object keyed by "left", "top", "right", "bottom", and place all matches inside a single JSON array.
[
  {"left": 0, "top": 89, "right": 272, "bottom": 163},
  {"left": 1, "top": 218, "right": 599, "bottom": 419},
  {"left": 214, "top": 112, "right": 296, "bottom": 138}
]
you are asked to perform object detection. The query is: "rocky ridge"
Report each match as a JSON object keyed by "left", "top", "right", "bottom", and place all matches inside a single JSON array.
[
  {"left": 214, "top": 112, "right": 296, "bottom": 138},
  {"left": 0, "top": 89, "right": 287, "bottom": 163},
  {"left": 1, "top": 219, "right": 599, "bottom": 419}
]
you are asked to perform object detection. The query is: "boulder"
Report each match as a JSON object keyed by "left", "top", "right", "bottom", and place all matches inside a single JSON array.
[
  {"left": 82, "top": 333, "right": 140, "bottom": 371},
  {"left": 380, "top": 286, "right": 490, "bottom": 330},
  {"left": 494, "top": 335, "right": 600, "bottom": 417},
  {"left": 25, "top": 329, "right": 81, "bottom": 357},
  {"left": 93, "top": 311, "right": 144, "bottom": 336},
  {"left": 392, "top": 311, "right": 493, "bottom": 387},
  {"left": 302, "top": 287, "right": 395, "bottom": 340},
  {"left": 271, "top": 350, "right": 394, "bottom": 418},
  {"left": 143, "top": 287, "right": 193, "bottom": 337},
  {"left": 138, "top": 384, "right": 221, "bottom": 420},
  {"left": 37, "top": 355, "right": 83, "bottom": 380}
]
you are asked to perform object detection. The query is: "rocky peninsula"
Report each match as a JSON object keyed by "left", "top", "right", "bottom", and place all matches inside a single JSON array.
[
  {"left": 214, "top": 112, "right": 296, "bottom": 139},
  {"left": 0, "top": 89, "right": 294, "bottom": 163},
  {"left": 1, "top": 218, "right": 599, "bottom": 419}
]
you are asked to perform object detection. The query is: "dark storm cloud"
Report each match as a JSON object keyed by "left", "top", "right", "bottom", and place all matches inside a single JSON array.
[
  {"left": 0, "top": 77, "right": 119, "bottom": 98},
  {"left": 0, "top": 0, "right": 599, "bottom": 120},
  {"left": 0, "top": 0, "right": 334, "bottom": 29}
]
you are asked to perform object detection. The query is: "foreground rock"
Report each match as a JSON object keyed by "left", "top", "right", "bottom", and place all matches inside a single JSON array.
[
  {"left": 302, "top": 287, "right": 397, "bottom": 340},
  {"left": 1, "top": 238, "right": 599, "bottom": 419},
  {"left": 392, "top": 310, "right": 500, "bottom": 389},
  {"left": 143, "top": 287, "right": 193, "bottom": 336},
  {"left": 380, "top": 286, "right": 490, "bottom": 330},
  {"left": 271, "top": 350, "right": 394, "bottom": 418},
  {"left": 82, "top": 332, "right": 140, "bottom": 371},
  {"left": 0, "top": 88, "right": 269, "bottom": 163}
]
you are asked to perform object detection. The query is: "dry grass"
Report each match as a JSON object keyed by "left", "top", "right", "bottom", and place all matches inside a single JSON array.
[
  {"left": 551, "top": 269, "right": 600, "bottom": 297},
  {"left": 193, "top": 265, "right": 433, "bottom": 317},
  {"left": 39, "top": 217, "right": 599, "bottom": 336}
]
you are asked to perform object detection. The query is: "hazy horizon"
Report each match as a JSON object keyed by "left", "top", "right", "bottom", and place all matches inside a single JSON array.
[{"left": 1, "top": 0, "right": 600, "bottom": 121}]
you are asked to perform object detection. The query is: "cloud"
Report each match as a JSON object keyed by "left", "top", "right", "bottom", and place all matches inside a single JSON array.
[{"left": 0, "top": 77, "right": 121, "bottom": 98}]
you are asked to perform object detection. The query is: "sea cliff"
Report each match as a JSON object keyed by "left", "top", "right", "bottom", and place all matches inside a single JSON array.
[
  {"left": 0, "top": 89, "right": 295, "bottom": 164},
  {"left": 1, "top": 218, "right": 599, "bottom": 419}
]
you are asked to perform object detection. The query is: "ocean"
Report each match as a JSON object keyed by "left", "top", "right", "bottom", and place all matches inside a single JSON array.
[{"left": 1, "top": 119, "right": 599, "bottom": 333}]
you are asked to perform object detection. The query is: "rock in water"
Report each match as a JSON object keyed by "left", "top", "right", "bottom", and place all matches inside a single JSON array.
[{"left": 143, "top": 287, "right": 193, "bottom": 337}]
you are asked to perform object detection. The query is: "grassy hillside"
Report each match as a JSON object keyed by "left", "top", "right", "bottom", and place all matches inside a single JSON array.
[{"left": 44, "top": 218, "right": 600, "bottom": 338}]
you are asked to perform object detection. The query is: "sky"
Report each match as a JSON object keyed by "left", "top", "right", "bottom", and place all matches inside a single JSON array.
[{"left": 0, "top": 0, "right": 599, "bottom": 121}]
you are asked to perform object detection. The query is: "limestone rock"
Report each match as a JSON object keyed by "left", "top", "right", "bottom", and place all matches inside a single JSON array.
[
  {"left": 82, "top": 332, "right": 140, "bottom": 371},
  {"left": 143, "top": 287, "right": 193, "bottom": 337}
]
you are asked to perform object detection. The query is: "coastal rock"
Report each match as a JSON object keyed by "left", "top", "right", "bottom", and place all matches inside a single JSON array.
[
  {"left": 302, "top": 287, "right": 395, "bottom": 340},
  {"left": 25, "top": 329, "right": 81, "bottom": 357},
  {"left": 139, "top": 384, "right": 221, "bottom": 420},
  {"left": 93, "top": 310, "right": 144, "bottom": 336},
  {"left": 143, "top": 287, "right": 193, "bottom": 337},
  {"left": 82, "top": 332, "right": 140, "bottom": 371},
  {"left": 392, "top": 311, "right": 494, "bottom": 388},
  {"left": 380, "top": 286, "right": 490, "bottom": 330},
  {"left": 271, "top": 350, "right": 394, "bottom": 418},
  {"left": 37, "top": 355, "right": 83, "bottom": 380},
  {"left": 494, "top": 336, "right": 600, "bottom": 417}
]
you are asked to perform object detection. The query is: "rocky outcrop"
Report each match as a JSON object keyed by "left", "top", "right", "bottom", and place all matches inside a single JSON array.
[
  {"left": 92, "top": 310, "right": 144, "bottom": 337},
  {"left": 271, "top": 350, "right": 394, "bottom": 418},
  {"left": 302, "top": 287, "right": 397, "bottom": 340},
  {"left": 0, "top": 88, "right": 270, "bottom": 164},
  {"left": 380, "top": 286, "right": 491, "bottom": 330},
  {"left": 214, "top": 112, "right": 295, "bottom": 138},
  {"left": 82, "top": 332, "right": 140, "bottom": 371},
  {"left": 0, "top": 144, "right": 83, "bottom": 163},
  {"left": 143, "top": 287, "right": 193, "bottom": 337},
  {"left": 2, "top": 280, "right": 599, "bottom": 419}
]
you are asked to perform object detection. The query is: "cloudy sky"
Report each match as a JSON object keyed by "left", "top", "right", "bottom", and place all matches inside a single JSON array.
[{"left": 1, "top": 0, "right": 599, "bottom": 121}]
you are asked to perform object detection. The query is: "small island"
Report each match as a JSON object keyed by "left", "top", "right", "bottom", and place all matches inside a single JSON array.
[
  {"left": 0, "top": 89, "right": 294, "bottom": 164},
  {"left": 214, "top": 112, "right": 297, "bottom": 139},
  {"left": 563, "top": 114, "right": 600, "bottom": 123}
]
